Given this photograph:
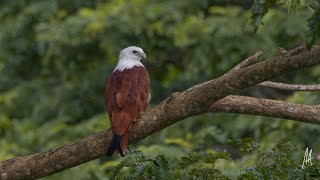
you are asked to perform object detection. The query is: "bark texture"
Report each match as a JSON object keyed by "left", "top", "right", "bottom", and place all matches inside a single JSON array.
[
  {"left": 259, "top": 81, "right": 320, "bottom": 91},
  {"left": 1, "top": 45, "right": 320, "bottom": 180},
  {"left": 212, "top": 95, "right": 320, "bottom": 124}
]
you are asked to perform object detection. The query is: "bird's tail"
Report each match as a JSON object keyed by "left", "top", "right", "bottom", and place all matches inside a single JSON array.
[
  {"left": 106, "top": 132, "right": 128, "bottom": 157},
  {"left": 106, "top": 134, "right": 124, "bottom": 157}
]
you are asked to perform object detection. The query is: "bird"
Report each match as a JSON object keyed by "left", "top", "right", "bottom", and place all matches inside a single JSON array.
[{"left": 105, "top": 46, "right": 150, "bottom": 157}]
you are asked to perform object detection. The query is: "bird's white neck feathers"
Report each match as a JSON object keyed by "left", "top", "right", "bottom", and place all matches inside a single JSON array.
[
  {"left": 113, "top": 46, "right": 146, "bottom": 72},
  {"left": 114, "top": 46, "right": 146, "bottom": 72},
  {"left": 114, "top": 58, "right": 144, "bottom": 72}
]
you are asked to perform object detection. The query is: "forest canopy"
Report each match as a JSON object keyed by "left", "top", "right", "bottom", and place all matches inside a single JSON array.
[{"left": 0, "top": 0, "right": 320, "bottom": 179}]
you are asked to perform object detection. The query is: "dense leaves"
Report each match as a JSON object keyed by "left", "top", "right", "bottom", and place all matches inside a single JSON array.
[
  {"left": 250, "top": 0, "right": 320, "bottom": 45},
  {"left": 109, "top": 140, "right": 320, "bottom": 179},
  {"left": 0, "top": 0, "right": 320, "bottom": 179},
  {"left": 308, "top": 7, "right": 320, "bottom": 44}
]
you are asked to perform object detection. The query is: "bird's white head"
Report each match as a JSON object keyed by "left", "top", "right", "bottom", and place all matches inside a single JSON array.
[
  {"left": 115, "top": 46, "right": 146, "bottom": 71},
  {"left": 119, "top": 46, "right": 146, "bottom": 62}
]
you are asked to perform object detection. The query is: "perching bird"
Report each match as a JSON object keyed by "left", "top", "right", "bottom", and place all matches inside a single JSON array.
[{"left": 105, "top": 46, "right": 150, "bottom": 157}]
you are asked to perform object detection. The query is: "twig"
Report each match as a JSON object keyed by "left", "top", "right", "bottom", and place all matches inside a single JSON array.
[
  {"left": 189, "top": 51, "right": 263, "bottom": 92},
  {"left": 258, "top": 81, "right": 320, "bottom": 91},
  {"left": 227, "top": 51, "right": 263, "bottom": 74},
  {"left": 189, "top": 51, "right": 262, "bottom": 92}
]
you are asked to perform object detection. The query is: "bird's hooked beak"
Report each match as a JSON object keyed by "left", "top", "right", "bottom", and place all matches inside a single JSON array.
[{"left": 139, "top": 52, "right": 147, "bottom": 61}]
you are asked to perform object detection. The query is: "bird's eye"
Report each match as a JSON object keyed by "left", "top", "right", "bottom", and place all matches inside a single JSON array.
[{"left": 132, "top": 50, "right": 138, "bottom": 54}]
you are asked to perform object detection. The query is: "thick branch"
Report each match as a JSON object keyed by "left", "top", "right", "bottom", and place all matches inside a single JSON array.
[
  {"left": 1, "top": 45, "right": 320, "bottom": 179},
  {"left": 211, "top": 95, "right": 320, "bottom": 124},
  {"left": 258, "top": 81, "right": 320, "bottom": 91}
]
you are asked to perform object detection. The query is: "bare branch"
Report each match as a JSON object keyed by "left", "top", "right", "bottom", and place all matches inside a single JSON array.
[
  {"left": 191, "top": 51, "right": 262, "bottom": 91},
  {"left": 1, "top": 44, "right": 320, "bottom": 179},
  {"left": 258, "top": 81, "right": 320, "bottom": 91},
  {"left": 227, "top": 51, "right": 262, "bottom": 74},
  {"left": 211, "top": 95, "right": 320, "bottom": 124}
]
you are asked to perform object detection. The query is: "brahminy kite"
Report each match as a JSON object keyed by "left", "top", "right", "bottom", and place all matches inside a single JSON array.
[{"left": 105, "top": 46, "right": 150, "bottom": 157}]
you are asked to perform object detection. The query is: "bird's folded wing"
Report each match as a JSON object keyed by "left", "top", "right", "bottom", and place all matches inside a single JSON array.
[{"left": 106, "top": 67, "right": 150, "bottom": 135}]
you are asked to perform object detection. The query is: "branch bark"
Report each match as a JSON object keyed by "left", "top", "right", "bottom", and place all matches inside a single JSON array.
[
  {"left": 258, "top": 81, "right": 320, "bottom": 91},
  {"left": 227, "top": 51, "right": 262, "bottom": 73},
  {"left": 212, "top": 95, "right": 320, "bottom": 124},
  {"left": 1, "top": 45, "right": 320, "bottom": 180}
]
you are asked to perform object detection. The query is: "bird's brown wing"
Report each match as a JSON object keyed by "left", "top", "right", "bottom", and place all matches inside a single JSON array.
[{"left": 105, "top": 66, "right": 150, "bottom": 136}]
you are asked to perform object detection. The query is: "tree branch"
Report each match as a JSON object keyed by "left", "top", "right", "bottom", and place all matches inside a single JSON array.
[
  {"left": 258, "top": 81, "right": 320, "bottom": 91},
  {"left": 227, "top": 51, "right": 262, "bottom": 74},
  {"left": 1, "top": 45, "right": 320, "bottom": 179},
  {"left": 211, "top": 95, "right": 320, "bottom": 124}
]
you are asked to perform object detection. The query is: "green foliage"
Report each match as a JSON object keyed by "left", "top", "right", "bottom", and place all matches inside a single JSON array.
[
  {"left": 107, "top": 147, "right": 231, "bottom": 179},
  {"left": 307, "top": 5, "right": 320, "bottom": 45},
  {"left": 175, "top": 151, "right": 231, "bottom": 179},
  {"left": 239, "top": 140, "right": 320, "bottom": 179},
  {"left": 108, "top": 140, "right": 320, "bottom": 179},
  {"left": 229, "top": 138, "right": 261, "bottom": 153},
  {"left": 0, "top": 0, "right": 320, "bottom": 179},
  {"left": 251, "top": 0, "right": 278, "bottom": 31},
  {"left": 251, "top": 0, "right": 320, "bottom": 44},
  {"left": 107, "top": 147, "right": 170, "bottom": 179}
]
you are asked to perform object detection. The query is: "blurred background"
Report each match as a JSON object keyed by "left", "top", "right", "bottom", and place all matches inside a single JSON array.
[{"left": 0, "top": 0, "right": 320, "bottom": 179}]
